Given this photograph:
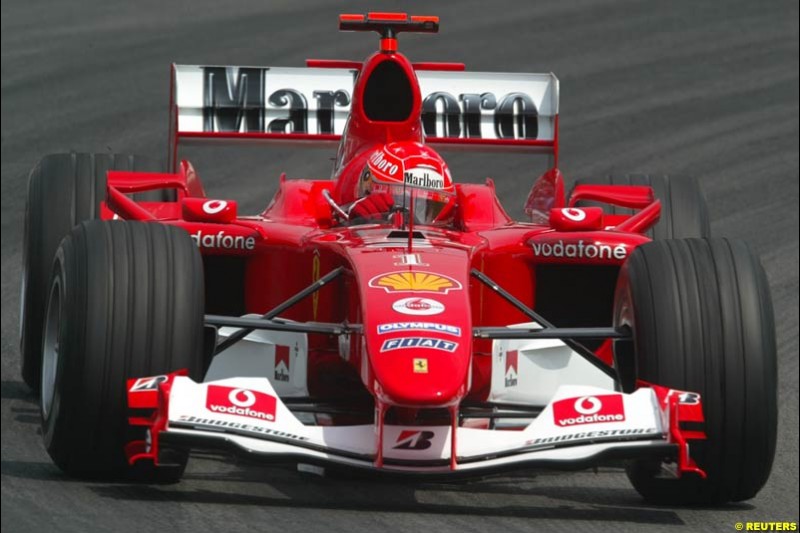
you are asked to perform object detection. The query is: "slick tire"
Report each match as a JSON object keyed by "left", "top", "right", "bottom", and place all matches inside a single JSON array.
[
  {"left": 20, "top": 153, "right": 174, "bottom": 391},
  {"left": 613, "top": 238, "right": 777, "bottom": 504},
  {"left": 41, "top": 221, "right": 204, "bottom": 482},
  {"left": 571, "top": 174, "right": 710, "bottom": 240}
]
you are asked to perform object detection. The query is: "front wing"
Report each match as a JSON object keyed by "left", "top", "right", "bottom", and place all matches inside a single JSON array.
[{"left": 126, "top": 374, "right": 706, "bottom": 478}]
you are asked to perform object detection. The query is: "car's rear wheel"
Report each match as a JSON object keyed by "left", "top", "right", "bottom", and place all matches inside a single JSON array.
[
  {"left": 21, "top": 153, "right": 174, "bottom": 391},
  {"left": 41, "top": 220, "right": 203, "bottom": 482},
  {"left": 571, "top": 174, "right": 710, "bottom": 239},
  {"left": 613, "top": 238, "right": 777, "bottom": 504}
]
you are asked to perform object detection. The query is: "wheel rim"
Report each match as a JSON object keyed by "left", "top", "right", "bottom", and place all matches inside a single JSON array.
[{"left": 41, "top": 278, "right": 61, "bottom": 419}]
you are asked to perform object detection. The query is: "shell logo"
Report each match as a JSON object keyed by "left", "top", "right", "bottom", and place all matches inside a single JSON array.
[{"left": 368, "top": 271, "right": 462, "bottom": 294}]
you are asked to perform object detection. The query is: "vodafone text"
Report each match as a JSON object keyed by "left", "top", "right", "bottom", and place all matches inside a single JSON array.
[
  {"left": 205, "top": 386, "right": 277, "bottom": 422},
  {"left": 531, "top": 240, "right": 627, "bottom": 260},
  {"left": 552, "top": 395, "right": 626, "bottom": 427},
  {"left": 191, "top": 230, "right": 256, "bottom": 251}
]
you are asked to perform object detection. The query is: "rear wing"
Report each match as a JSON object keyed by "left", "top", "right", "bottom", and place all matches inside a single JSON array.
[{"left": 168, "top": 64, "right": 559, "bottom": 171}]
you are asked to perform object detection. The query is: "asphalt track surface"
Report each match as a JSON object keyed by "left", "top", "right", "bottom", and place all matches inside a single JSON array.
[{"left": 2, "top": 1, "right": 798, "bottom": 531}]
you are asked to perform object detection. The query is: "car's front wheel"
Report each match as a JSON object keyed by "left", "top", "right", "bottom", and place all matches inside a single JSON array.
[
  {"left": 614, "top": 238, "right": 777, "bottom": 504},
  {"left": 41, "top": 220, "right": 204, "bottom": 482}
]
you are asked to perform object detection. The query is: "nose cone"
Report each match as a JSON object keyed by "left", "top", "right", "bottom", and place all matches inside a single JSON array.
[
  {"left": 353, "top": 251, "right": 473, "bottom": 406},
  {"left": 371, "top": 329, "right": 469, "bottom": 405},
  {"left": 343, "top": 236, "right": 473, "bottom": 406}
]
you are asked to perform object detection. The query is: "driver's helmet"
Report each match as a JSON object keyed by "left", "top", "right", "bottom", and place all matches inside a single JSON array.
[{"left": 358, "top": 141, "right": 456, "bottom": 225}]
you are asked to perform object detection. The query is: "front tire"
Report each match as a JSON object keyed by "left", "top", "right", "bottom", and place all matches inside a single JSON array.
[
  {"left": 614, "top": 238, "right": 777, "bottom": 504},
  {"left": 41, "top": 221, "right": 204, "bottom": 482}
]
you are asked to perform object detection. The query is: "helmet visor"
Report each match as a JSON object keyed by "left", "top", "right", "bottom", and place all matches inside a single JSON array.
[{"left": 373, "top": 183, "right": 455, "bottom": 226}]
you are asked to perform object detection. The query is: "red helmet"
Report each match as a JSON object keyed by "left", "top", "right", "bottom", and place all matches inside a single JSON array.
[{"left": 357, "top": 142, "right": 456, "bottom": 225}]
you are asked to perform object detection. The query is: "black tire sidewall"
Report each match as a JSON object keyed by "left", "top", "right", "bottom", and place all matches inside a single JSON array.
[{"left": 42, "top": 241, "right": 85, "bottom": 470}]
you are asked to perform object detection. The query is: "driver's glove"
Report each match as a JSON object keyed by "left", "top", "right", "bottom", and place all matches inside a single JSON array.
[{"left": 348, "top": 192, "right": 395, "bottom": 220}]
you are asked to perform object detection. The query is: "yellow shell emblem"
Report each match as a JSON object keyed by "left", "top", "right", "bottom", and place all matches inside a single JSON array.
[{"left": 369, "top": 271, "right": 462, "bottom": 294}]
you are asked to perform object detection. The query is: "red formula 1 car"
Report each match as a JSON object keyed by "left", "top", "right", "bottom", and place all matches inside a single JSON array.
[{"left": 21, "top": 13, "right": 776, "bottom": 504}]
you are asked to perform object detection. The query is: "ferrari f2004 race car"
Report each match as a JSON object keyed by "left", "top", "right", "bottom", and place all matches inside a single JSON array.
[{"left": 20, "top": 13, "right": 776, "bottom": 505}]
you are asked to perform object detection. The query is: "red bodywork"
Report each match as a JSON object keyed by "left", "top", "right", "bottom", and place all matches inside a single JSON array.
[
  {"left": 112, "top": 13, "right": 704, "bottom": 474},
  {"left": 106, "top": 15, "right": 660, "bottom": 409}
]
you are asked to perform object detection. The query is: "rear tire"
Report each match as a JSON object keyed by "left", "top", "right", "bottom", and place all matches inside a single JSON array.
[
  {"left": 614, "top": 238, "right": 777, "bottom": 504},
  {"left": 20, "top": 153, "right": 173, "bottom": 390},
  {"left": 571, "top": 174, "right": 710, "bottom": 239},
  {"left": 41, "top": 221, "right": 203, "bottom": 482}
]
